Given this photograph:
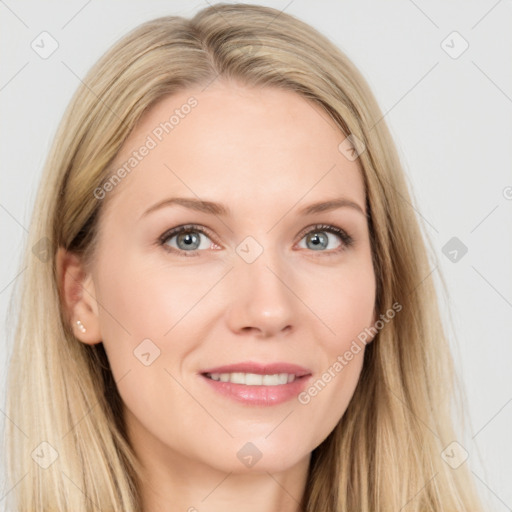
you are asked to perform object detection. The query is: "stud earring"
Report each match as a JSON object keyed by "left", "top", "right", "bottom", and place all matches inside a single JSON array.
[{"left": 76, "top": 320, "right": 87, "bottom": 333}]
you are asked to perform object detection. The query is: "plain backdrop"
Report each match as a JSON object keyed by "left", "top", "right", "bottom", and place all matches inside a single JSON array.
[{"left": 1, "top": 1, "right": 511, "bottom": 510}]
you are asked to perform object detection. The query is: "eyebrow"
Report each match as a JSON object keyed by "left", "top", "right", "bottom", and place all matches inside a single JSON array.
[{"left": 141, "top": 196, "right": 366, "bottom": 219}]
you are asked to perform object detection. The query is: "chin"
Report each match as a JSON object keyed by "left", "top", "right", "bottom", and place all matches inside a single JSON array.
[{"left": 200, "top": 436, "right": 312, "bottom": 475}]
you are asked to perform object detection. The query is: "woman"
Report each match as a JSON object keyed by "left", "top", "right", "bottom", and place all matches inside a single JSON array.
[{"left": 4, "top": 3, "right": 485, "bottom": 511}]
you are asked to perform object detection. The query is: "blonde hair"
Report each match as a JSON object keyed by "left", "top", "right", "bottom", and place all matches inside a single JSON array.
[{"left": 4, "top": 4, "right": 485, "bottom": 511}]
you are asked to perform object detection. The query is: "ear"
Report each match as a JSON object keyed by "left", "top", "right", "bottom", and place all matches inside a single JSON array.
[{"left": 56, "top": 247, "right": 102, "bottom": 345}]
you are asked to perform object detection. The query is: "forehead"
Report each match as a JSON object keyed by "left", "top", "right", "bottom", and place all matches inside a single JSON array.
[{"left": 102, "top": 81, "right": 366, "bottom": 220}]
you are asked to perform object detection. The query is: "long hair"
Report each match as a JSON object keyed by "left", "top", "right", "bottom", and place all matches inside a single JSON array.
[{"left": 4, "top": 4, "right": 485, "bottom": 510}]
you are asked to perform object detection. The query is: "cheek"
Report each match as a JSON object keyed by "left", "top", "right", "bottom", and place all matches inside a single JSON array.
[
  {"left": 95, "top": 254, "right": 194, "bottom": 332},
  {"left": 92, "top": 258, "right": 208, "bottom": 430},
  {"left": 92, "top": 255, "right": 225, "bottom": 370},
  {"left": 308, "top": 254, "right": 376, "bottom": 348},
  {"left": 294, "top": 267, "right": 374, "bottom": 447},
  {"left": 295, "top": 256, "right": 374, "bottom": 427}
]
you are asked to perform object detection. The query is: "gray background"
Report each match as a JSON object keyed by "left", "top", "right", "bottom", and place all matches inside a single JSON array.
[{"left": 1, "top": 1, "right": 511, "bottom": 510}]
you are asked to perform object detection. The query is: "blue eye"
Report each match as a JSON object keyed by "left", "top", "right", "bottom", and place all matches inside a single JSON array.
[
  {"left": 158, "top": 223, "right": 353, "bottom": 257},
  {"left": 159, "top": 224, "right": 216, "bottom": 257},
  {"left": 297, "top": 224, "right": 353, "bottom": 253}
]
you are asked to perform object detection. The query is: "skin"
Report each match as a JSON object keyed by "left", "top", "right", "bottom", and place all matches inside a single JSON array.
[{"left": 58, "top": 79, "right": 377, "bottom": 512}]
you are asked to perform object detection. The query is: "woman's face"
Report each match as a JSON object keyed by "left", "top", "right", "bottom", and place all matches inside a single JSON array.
[{"left": 76, "top": 81, "right": 376, "bottom": 474}]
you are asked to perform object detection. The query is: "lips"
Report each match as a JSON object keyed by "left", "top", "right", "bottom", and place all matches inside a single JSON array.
[{"left": 199, "top": 361, "right": 313, "bottom": 406}]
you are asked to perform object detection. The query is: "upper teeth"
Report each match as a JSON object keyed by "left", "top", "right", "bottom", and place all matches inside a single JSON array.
[{"left": 207, "top": 372, "right": 296, "bottom": 386}]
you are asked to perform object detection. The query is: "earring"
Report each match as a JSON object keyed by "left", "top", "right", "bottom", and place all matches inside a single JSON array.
[{"left": 76, "top": 320, "right": 87, "bottom": 333}]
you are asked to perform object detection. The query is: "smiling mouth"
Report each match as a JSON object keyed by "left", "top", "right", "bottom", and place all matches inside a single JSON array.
[
  {"left": 203, "top": 372, "right": 303, "bottom": 386},
  {"left": 200, "top": 364, "right": 312, "bottom": 406}
]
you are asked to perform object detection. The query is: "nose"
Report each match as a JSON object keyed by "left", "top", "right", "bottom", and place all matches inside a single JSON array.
[{"left": 224, "top": 251, "right": 296, "bottom": 339}]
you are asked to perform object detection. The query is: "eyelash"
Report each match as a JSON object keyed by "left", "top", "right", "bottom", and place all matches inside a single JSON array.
[{"left": 157, "top": 223, "right": 354, "bottom": 258}]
